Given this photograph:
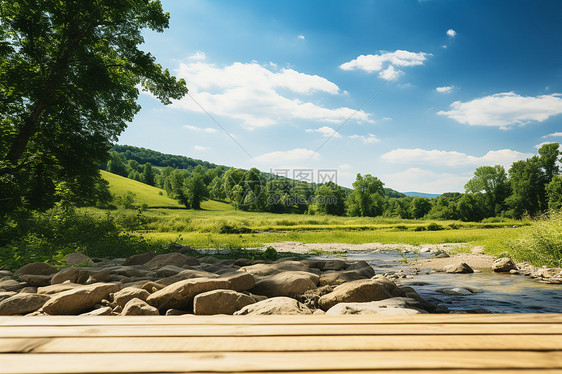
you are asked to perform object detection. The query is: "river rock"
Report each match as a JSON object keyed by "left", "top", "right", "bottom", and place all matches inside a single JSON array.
[
  {"left": 112, "top": 287, "right": 150, "bottom": 307},
  {"left": 0, "top": 279, "right": 25, "bottom": 292},
  {"left": 18, "top": 274, "right": 53, "bottom": 287},
  {"left": 325, "top": 297, "right": 427, "bottom": 315},
  {"left": 438, "top": 287, "right": 473, "bottom": 296},
  {"left": 234, "top": 297, "right": 312, "bottom": 315},
  {"left": 141, "top": 281, "right": 166, "bottom": 293},
  {"left": 37, "top": 282, "right": 84, "bottom": 295},
  {"left": 323, "top": 260, "right": 348, "bottom": 271},
  {"left": 122, "top": 298, "right": 159, "bottom": 316},
  {"left": 319, "top": 270, "right": 367, "bottom": 286},
  {"left": 251, "top": 271, "right": 319, "bottom": 298},
  {"left": 156, "top": 265, "right": 187, "bottom": 278},
  {"left": 15, "top": 262, "right": 58, "bottom": 277},
  {"left": 144, "top": 252, "right": 199, "bottom": 269},
  {"left": 51, "top": 268, "right": 111, "bottom": 285},
  {"left": 41, "top": 283, "right": 120, "bottom": 315},
  {"left": 111, "top": 266, "right": 147, "bottom": 278},
  {"left": 445, "top": 262, "right": 474, "bottom": 274},
  {"left": 241, "top": 261, "right": 310, "bottom": 277},
  {"left": 146, "top": 277, "right": 230, "bottom": 310},
  {"left": 318, "top": 279, "right": 394, "bottom": 311},
  {"left": 219, "top": 271, "right": 255, "bottom": 291},
  {"left": 123, "top": 251, "right": 157, "bottom": 266},
  {"left": 64, "top": 252, "right": 93, "bottom": 266},
  {"left": 492, "top": 257, "right": 517, "bottom": 272},
  {"left": 194, "top": 289, "right": 255, "bottom": 315},
  {"left": 158, "top": 269, "right": 220, "bottom": 286},
  {"left": 0, "top": 292, "right": 16, "bottom": 302},
  {"left": 298, "top": 285, "right": 334, "bottom": 309},
  {"left": 347, "top": 261, "right": 376, "bottom": 277},
  {"left": 81, "top": 306, "right": 113, "bottom": 316},
  {"left": 0, "top": 293, "right": 51, "bottom": 315},
  {"left": 19, "top": 286, "right": 37, "bottom": 293}
]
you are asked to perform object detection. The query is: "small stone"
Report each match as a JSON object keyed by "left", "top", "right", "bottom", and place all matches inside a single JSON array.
[
  {"left": 325, "top": 297, "right": 427, "bottom": 315},
  {"left": 122, "top": 298, "right": 159, "bottom": 316},
  {"left": 0, "top": 279, "right": 25, "bottom": 292},
  {"left": 81, "top": 307, "right": 113, "bottom": 316},
  {"left": 492, "top": 257, "right": 517, "bottom": 273},
  {"left": 15, "top": 262, "right": 58, "bottom": 277},
  {"left": 220, "top": 271, "right": 255, "bottom": 291},
  {"left": 141, "top": 281, "right": 165, "bottom": 293},
  {"left": 234, "top": 297, "right": 312, "bottom": 315},
  {"left": 64, "top": 252, "right": 93, "bottom": 267},
  {"left": 444, "top": 262, "right": 474, "bottom": 274},
  {"left": 112, "top": 287, "right": 150, "bottom": 307},
  {"left": 318, "top": 279, "right": 397, "bottom": 311},
  {"left": 165, "top": 308, "right": 189, "bottom": 315},
  {"left": 123, "top": 251, "right": 157, "bottom": 266},
  {"left": 18, "top": 274, "right": 53, "bottom": 287},
  {"left": 41, "top": 283, "right": 120, "bottom": 315},
  {"left": 438, "top": 287, "right": 473, "bottom": 296},
  {"left": 0, "top": 292, "right": 16, "bottom": 302},
  {"left": 0, "top": 293, "right": 51, "bottom": 315},
  {"left": 251, "top": 271, "right": 319, "bottom": 298},
  {"left": 193, "top": 290, "right": 255, "bottom": 315}
]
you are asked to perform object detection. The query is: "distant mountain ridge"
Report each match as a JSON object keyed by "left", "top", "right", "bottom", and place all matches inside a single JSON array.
[{"left": 402, "top": 192, "right": 441, "bottom": 198}]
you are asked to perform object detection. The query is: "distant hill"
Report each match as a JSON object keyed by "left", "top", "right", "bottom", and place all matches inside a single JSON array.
[{"left": 403, "top": 192, "right": 440, "bottom": 198}]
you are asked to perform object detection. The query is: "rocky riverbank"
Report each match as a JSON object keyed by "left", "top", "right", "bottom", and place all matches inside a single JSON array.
[{"left": 0, "top": 244, "right": 560, "bottom": 316}]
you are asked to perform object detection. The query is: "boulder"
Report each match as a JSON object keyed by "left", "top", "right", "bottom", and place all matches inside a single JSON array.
[
  {"left": 19, "top": 286, "right": 37, "bottom": 294},
  {"left": 37, "top": 282, "right": 84, "bottom": 295},
  {"left": 234, "top": 297, "right": 312, "bottom": 315},
  {"left": 193, "top": 290, "right": 255, "bottom": 315},
  {"left": 219, "top": 271, "right": 255, "bottom": 291},
  {"left": 123, "top": 251, "right": 157, "bottom": 266},
  {"left": 492, "top": 257, "right": 517, "bottom": 273},
  {"left": 146, "top": 277, "right": 230, "bottom": 310},
  {"left": 323, "top": 260, "right": 348, "bottom": 271},
  {"left": 439, "top": 287, "right": 473, "bottom": 296},
  {"left": 15, "top": 262, "right": 58, "bottom": 277},
  {"left": 251, "top": 271, "right": 319, "bottom": 298},
  {"left": 241, "top": 261, "right": 310, "bottom": 277},
  {"left": 318, "top": 270, "right": 367, "bottom": 286},
  {"left": 18, "top": 274, "right": 53, "bottom": 287},
  {"left": 318, "top": 279, "right": 394, "bottom": 311},
  {"left": 158, "top": 269, "right": 219, "bottom": 286},
  {"left": 41, "top": 283, "right": 120, "bottom": 315},
  {"left": 325, "top": 297, "right": 427, "bottom": 315},
  {"left": 63, "top": 252, "right": 93, "bottom": 267},
  {"left": 444, "top": 262, "right": 474, "bottom": 274},
  {"left": 111, "top": 266, "right": 147, "bottom": 278},
  {"left": 112, "top": 287, "right": 150, "bottom": 307},
  {"left": 0, "top": 292, "right": 16, "bottom": 302},
  {"left": 51, "top": 268, "right": 111, "bottom": 285},
  {"left": 347, "top": 261, "right": 376, "bottom": 277},
  {"left": 141, "top": 281, "right": 165, "bottom": 293},
  {"left": 0, "top": 279, "right": 25, "bottom": 292},
  {"left": 156, "top": 265, "right": 187, "bottom": 278},
  {"left": 144, "top": 252, "right": 199, "bottom": 269},
  {"left": 0, "top": 293, "right": 51, "bottom": 315},
  {"left": 122, "top": 298, "right": 159, "bottom": 316}
]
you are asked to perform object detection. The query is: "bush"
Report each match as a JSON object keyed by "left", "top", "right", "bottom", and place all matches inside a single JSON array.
[
  {"left": 427, "top": 222, "right": 444, "bottom": 231},
  {"left": 263, "top": 246, "right": 278, "bottom": 261}
]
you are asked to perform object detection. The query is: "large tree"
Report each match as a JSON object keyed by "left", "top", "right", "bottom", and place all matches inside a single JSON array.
[
  {"left": 0, "top": 0, "right": 187, "bottom": 210},
  {"left": 465, "top": 165, "right": 510, "bottom": 216}
]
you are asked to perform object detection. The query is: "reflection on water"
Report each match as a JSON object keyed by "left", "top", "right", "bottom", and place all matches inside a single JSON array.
[{"left": 309, "top": 250, "right": 562, "bottom": 313}]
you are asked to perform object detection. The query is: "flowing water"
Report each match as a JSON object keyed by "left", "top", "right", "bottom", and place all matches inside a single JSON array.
[{"left": 309, "top": 250, "right": 562, "bottom": 313}]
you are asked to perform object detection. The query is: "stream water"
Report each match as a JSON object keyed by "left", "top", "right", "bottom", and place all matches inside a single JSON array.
[{"left": 308, "top": 250, "right": 562, "bottom": 313}]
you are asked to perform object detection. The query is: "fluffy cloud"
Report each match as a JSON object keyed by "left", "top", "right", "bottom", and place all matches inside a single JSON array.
[
  {"left": 184, "top": 125, "right": 218, "bottom": 133},
  {"left": 349, "top": 134, "right": 380, "bottom": 144},
  {"left": 437, "top": 92, "right": 562, "bottom": 130},
  {"left": 188, "top": 51, "right": 206, "bottom": 61},
  {"left": 339, "top": 50, "right": 430, "bottom": 81},
  {"left": 436, "top": 86, "right": 454, "bottom": 94},
  {"left": 306, "top": 126, "right": 342, "bottom": 138},
  {"left": 380, "top": 148, "right": 532, "bottom": 168},
  {"left": 170, "top": 59, "right": 373, "bottom": 128},
  {"left": 382, "top": 168, "right": 470, "bottom": 194},
  {"left": 543, "top": 132, "right": 562, "bottom": 138},
  {"left": 298, "top": 34, "right": 305, "bottom": 40},
  {"left": 253, "top": 148, "right": 320, "bottom": 164},
  {"left": 447, "top": 29, "right": 457, "bottom": 38}
]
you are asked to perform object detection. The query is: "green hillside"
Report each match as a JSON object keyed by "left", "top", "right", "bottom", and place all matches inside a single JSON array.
[{"left": 101, "top": 170, "right": 233, "bottom": 211}]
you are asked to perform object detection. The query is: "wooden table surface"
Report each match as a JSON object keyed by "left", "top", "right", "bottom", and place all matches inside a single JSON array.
[{"left": 0, "top": 314, "right": 561, "bottom": 373}]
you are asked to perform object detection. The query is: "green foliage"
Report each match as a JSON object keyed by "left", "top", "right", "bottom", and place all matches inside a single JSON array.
[
  {"left": 465, "top": 165, "right": 510, "bottom": 216},
  {"left": 347, "top": 174, "right": 385, "bottom": 217},
  {"left": 546, "top": 175, "right": 562, "bottom": 210},
  {"left": 263, "top": 246, "right": 278, "bottom": 261},
  {"left": 315, "top": 181, "right": 346, "bottom": 216},
  {"left": 410, "top": 196, "right": 432, "bottom": 219},
  {"left": 426, "top": 222, "right": 444, "bottom": 231}
]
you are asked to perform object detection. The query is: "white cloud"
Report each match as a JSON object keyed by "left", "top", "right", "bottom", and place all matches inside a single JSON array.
[
  {"left": 435, "top": 85, "right": 454, "bottom": 94},
  {"left": 184, "top": 124, "right": 218, "bottom": 133},
  {"left": 349, "top": 133, "right": 380, "bottom": 144},
  {"left": 447, "top": 29, "right": 457, "bottom": 38},
  {"left": 438, "top": 92, "right": 562, "bottom": 130},
  {"left": 339, "top": 164, "right": 352, "bottom": 170},
  {"left": 306, "top": 126, "right": 342, "bottom": 138},
  {"left": 380, "top": 148, "right": 532, "bottom": 168},
  {"left": 194, "top": 145, "right": 208, "bottom": 151},
  {"left": 171, "top": 59, "right": 373, "bottom": 128},
  {"left": 254, "top": 148, "right": 320, "bottom": 164},
  {"left": 297, "top": 34, "right": 305, "bottom": 40},
  {"left": 543, "top": 132, "right": 562, "bottom": 138},
  {"left": 441, "top": 44, "right": 448, "bottom": 49},
  {"left": 339, "top": 50, "right": 430, "bottom": 81},
  {"left": 382, "top": 168, "right": 470, "bottom": 194},
  {"left": 188, "top": 51, "right": 206, "bottom": 61}
]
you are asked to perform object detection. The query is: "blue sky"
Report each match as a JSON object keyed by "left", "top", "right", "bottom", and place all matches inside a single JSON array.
[{"left": 118, "top": 0, "right": 562, "bottom": 193}]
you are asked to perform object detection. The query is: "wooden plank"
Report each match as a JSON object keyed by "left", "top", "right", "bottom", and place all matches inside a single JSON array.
[
  {"left": 1, "top": 351, "right": 561, "bottom": 373},
  {"left": 0, "top": 323, "right": 560, "bottom": 337},
  {"left": 2, "top": 314, "right": 561, "bottom": 326},
  {"left": 1, "top": 335, "right": 561, "bottom": 353}
]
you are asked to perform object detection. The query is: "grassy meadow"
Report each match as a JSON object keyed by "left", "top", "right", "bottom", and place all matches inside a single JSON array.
[{"left": 100, "top": 171, "right": 545, "bottom": 262}]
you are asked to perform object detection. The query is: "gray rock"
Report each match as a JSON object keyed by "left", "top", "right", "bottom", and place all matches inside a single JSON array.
[
  {"left": 146, "top": 277, "right": 230, "bottom": 310},
  {"left": 252, "top": 271, "right": 319, "bottom": 298},
  {"left": 18, "top": 274, "right": 53, "bottom": 287},
  {"left": 492, "top": 257, "right": 517, "bottom": 272},
  {"left": 194, "top": 289, "right": 255, "bottom": 315},
  {"left": 234, "top": 297, "right": 312, "bottom": 315},
  {"left": 15, "top": 262, "right": 58, "bottom": 276},
  {"left": 438, "top": 287, "right": 473, "bottom": 296},
  {"left": 122, "top": 298, "right": 159, "bottom": 316},
  {"left": 64, "top": 252, "right": 93, "bottom": 267},
  {"left": 0, "top": 291, "right": 17, "bottom": 302},
  {"left": 444, "top": 262, "right": 474, "bottom": 274},
  {"left": 325, "top": 297, "right": 427, "bottom": 315},
  {"left": 41, "top": 283, "right": 120, "bottom": 315},
  {"left": 318, "top": 279, "right": 395, "bottom": 311},
  {"left": 0, "top": 293, "right": 51, "bottom": 315},
  {"left": 51, "top": 268, "right": 111, "bottom": 285},
  {"left": 112, "top": 287, "right": 150, "bottom": 307},
  {"left": 0, "top": 279, "right": 25, "bottom": 292}
]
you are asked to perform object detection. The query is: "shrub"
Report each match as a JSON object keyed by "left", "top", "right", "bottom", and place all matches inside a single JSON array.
[
  {"left": 427, "top": 222, "right": 444, "bottom": 231},
  {"left": 263, "top": 246, "right": 278, "bottom": 261}
]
